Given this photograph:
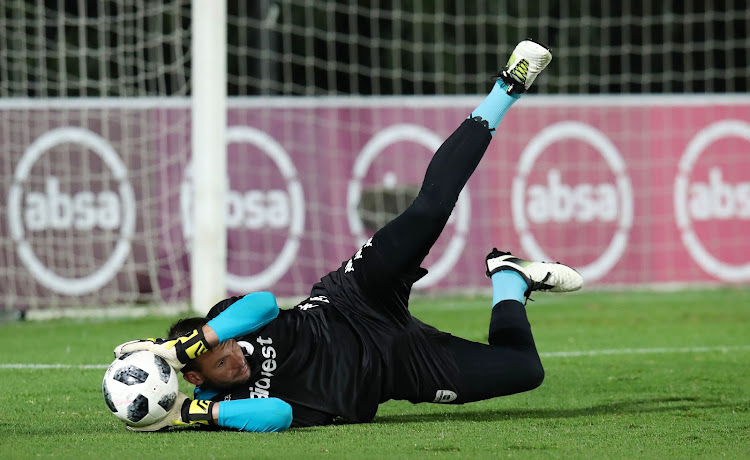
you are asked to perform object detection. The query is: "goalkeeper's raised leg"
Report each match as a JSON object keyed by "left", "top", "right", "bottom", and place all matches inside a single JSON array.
[{"left": 347, "top": 39, "right": 554, "bottom": 292}]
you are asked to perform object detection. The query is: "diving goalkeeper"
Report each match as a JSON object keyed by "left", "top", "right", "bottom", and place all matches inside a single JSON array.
[{"left": 114, "top": 39, "right": 583, "bottom": 432}]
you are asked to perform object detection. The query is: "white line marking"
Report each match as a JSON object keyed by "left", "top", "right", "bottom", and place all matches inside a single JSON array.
[
  {"left": 0, "top": 364, "right": 109, "bottom": 369},
  {"left": 1, "top": 345, "right": 748, "bottom": 369},
  {"left": 539, "top": 345, "right": 750, "bottom": 358}
]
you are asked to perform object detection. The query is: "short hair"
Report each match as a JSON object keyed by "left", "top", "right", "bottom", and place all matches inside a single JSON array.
[{"left": 167, "top": 316, "right": 209, "bottom": 373}]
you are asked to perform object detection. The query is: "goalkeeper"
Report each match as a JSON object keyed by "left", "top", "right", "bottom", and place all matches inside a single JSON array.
[{"left": 115, "top": 39, "right": 582, "bottom": 433}]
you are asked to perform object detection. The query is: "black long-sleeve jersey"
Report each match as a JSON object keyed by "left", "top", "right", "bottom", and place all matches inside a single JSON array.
[{"left": 203, "top": 263, "right": 459, "bottom": 428}]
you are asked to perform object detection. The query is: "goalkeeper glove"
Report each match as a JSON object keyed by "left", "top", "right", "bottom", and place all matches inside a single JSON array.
[
  {"left": 114, "top": 329, "right": 211, "bottom": 371},
  {"left": 127, "top": 393, "right": 217, "bottom": 432}
]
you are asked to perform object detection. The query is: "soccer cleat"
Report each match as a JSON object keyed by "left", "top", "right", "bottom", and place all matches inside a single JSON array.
[
  {"left": 497, "top": 39, "right": 552, "bottom": 95},
  {"left": 485, "top": 248, "right": 583, "bottom": 298}
]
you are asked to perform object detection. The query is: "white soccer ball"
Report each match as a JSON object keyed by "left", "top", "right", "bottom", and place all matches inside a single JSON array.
[{"left": 102, "top": 350, "right": 179, "bottom": 427}]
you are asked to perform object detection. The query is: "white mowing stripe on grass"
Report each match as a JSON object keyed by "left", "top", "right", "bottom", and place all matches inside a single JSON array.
[{"left": 1, "top": 345, "right": 749, "bottom": 369}]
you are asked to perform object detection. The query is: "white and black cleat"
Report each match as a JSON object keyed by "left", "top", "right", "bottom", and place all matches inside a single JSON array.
[
  {"left": 485, "top": 248, "right": 583, "bottom": 299},
  {"left": 497, "top": 39, "right": 552, "bottom": 95}
]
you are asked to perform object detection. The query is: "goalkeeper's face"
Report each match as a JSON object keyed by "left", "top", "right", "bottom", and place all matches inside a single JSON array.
[{"left": 184, "top": 339, "right": 251, "bottom": 389}]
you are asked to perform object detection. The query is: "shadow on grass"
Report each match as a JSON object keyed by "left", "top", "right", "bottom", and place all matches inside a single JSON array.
[{"left": 373, "top": 396, "right": 727, "bottom": 424}]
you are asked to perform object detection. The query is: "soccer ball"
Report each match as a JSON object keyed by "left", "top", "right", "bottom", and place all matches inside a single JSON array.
[{"left": 102, "top": 350, "right": 179, "bottom": 427}]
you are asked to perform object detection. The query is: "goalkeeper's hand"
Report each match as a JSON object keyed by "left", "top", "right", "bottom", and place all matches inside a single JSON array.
[
  {"left": 127, "top": 393, "right": 217, "bottom": 432},
  {"left": 113, "top": 328, "right": 211, "bottom": 371}
]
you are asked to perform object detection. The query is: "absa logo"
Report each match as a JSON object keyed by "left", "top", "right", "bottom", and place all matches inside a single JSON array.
[
  {"left": 674, "top": 120, "right": 750, "bottom": 281},
  {"left": 7, "top": 127, "right": 136, "bottom": 295},
  {"left": 512, "top": 122, "right": 633, "bottom": 282},
  {"left": 180, "top": 126, "right": 304, "bottom": 292}
]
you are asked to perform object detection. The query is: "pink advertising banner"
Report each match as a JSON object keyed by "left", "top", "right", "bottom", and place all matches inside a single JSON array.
[{"left": 1, "top": 97, "right": 749, "bottom": 310}]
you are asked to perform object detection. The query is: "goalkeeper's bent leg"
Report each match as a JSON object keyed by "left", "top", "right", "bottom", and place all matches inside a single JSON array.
[
  {"left": 423, "top": 273, "right": 544, "bottom": 403},
  {"left": 439, "top": 327, "right": 545, "bottom": 403}
]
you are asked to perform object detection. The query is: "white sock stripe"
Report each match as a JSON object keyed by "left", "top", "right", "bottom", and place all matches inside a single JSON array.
[
  {"left": 1, "top": 345, "right": 748, "bottom": 369},
  {"left": 489, "top": 260, "right": 524, "bottom": 272}
]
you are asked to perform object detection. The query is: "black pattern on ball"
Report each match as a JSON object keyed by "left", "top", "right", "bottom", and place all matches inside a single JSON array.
[
  {"left": 158, "top": 391, "right": 177, "bottom": 411},
  {"left": 102, "top": 380, "right": 117, "bottom": 412},
  {"left": 114, "top": 365, "right": 149, "bottom": 386},
  {"left": 127, "top": 394, "right": 150, "bottom": 423},
  {"left": 153, "top": 355, "right": 172, "bottom": 384}
]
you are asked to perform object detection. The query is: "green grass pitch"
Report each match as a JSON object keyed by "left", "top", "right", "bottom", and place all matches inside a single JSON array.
[{"left": 1, "top": 288, "right": 748, "bottom": 459}]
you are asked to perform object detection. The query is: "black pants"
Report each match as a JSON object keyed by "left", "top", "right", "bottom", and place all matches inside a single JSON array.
[{"left": 349, "top": 118, "right": 544, "bottom": 403}]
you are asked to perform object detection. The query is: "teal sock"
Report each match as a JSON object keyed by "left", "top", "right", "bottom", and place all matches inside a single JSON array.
[
  {"left": 491, "top": 270, "right": 528, "bottom": 305},
  {"left": 469, "top": 80, "right": 521, "bottom": 136}
]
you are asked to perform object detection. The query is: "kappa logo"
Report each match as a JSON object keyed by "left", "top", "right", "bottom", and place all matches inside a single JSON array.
[
  {"left": 344, "top": 237, "right": 372, "bottom": 274},
  {"left": 433, "top": 389, "right": 457, "bottom": 403},
  {"left": 674, "top": 119, "right": 750, "bottom": 281},
  {"left": 7, "top": 127, "right": 136, "bottom": 295},
  {"left": 512, "top": 122, "right": 633, "bottom": 282},
  {"left": 347, "top": 124, "right": 469, "bottom": 287},
  {"left": 180, "top": 126, "right": 305, "bottom": 292},
  {"left": 297, "top": 295, "right": 330, "bottom": 311}
]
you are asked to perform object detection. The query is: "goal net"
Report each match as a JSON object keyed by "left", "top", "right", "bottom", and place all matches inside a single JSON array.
[
  {"left": 1, "top": 1, "right": 749, "bottom": 313},
  {"left": 0, "top": 1, "right": 193, "bottom": 312}
]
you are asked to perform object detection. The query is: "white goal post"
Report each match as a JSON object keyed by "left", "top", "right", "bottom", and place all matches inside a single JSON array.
[{"left": 191, "top": 0, "right": 227, "bottom": 315}]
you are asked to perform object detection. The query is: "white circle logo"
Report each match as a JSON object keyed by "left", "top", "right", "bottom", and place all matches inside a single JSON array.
[
  {"left": 180, "top": 126, "right": 304, "bottom": 292},
  {"left": 512, "top": 122, "right": 633, "bottom": 282},
  {"left": 347, "top": 124, "right": 470, "bottom": 288},
  {"left": 7, "top": 127, "right": 136, "bottom": 295},
  {"left": 675, "top": 119, "right": 750, "bottom": 281}
]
